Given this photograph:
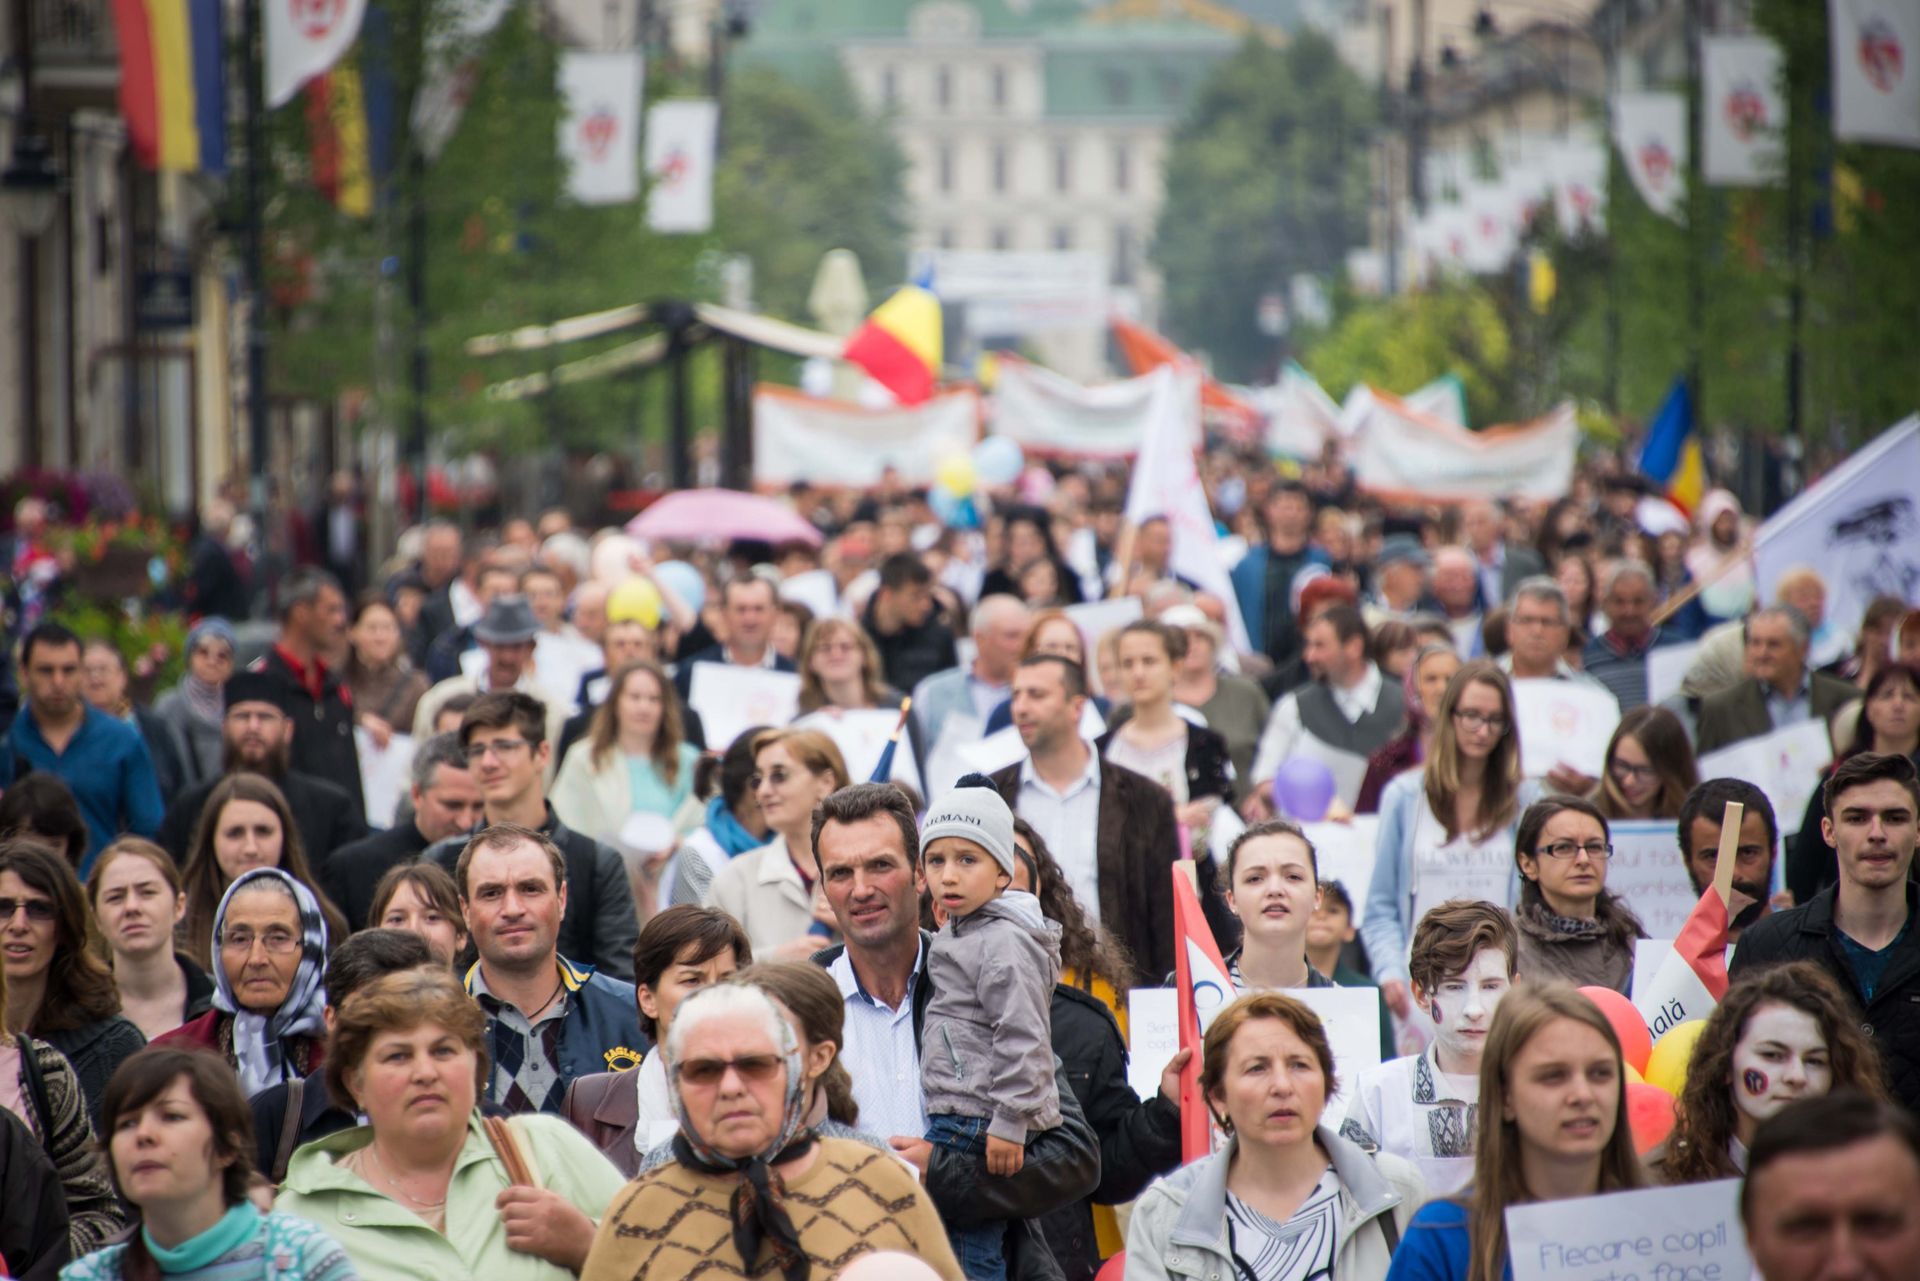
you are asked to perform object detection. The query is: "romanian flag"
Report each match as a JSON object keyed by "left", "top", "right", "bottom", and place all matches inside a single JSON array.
[
  {"left": 111, "top": 0, "right": 226, "bottom": 173},
  {"left": 844, "top": 285, "right": 942, "bottom": 404},
  {"left": 305, "top": 8, "right": 396, "bottom": 219},
  {"left": 1637, "top": 376, "right": 1705, "bottom": 515},
  {"left": 1633, "top": 801, "right": 1739, "bottom": 1042},
  {"left": 1172, "top": 862, "right": 1233, "bottom": 1161}
]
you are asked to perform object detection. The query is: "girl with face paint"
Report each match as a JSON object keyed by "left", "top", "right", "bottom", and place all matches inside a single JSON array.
[{"left": 1652, "top": 960, "right": 1887, "bottom": 1185}]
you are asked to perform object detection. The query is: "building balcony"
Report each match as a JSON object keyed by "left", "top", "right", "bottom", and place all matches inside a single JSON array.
[{"left": 32, "top": 0, "right": 121, "bottom": 103}]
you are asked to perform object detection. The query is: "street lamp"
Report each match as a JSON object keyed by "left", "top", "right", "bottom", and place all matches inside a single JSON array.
[{"left": 0, "top": 130, "right": 60, "bottom": 237}]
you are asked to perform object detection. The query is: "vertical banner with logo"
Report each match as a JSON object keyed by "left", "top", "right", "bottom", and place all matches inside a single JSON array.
[
  {"left": 1613, "top": 91, "right": 1688, "bottom": 221},
  {"left": 557, "top": 51, "right": 642, "bottom": 205},
  {"left": 1703, "top": 35, "right": 1785, "bottom": 185},
  {"left": 267, "top": 0, "right": 370, "bottom": 107},
  {"left": 1831, "top": 0, "right": 1920, "bottom": 148},
  {"left": 644, "top": 99, "right": 719, "bottom": 233}
]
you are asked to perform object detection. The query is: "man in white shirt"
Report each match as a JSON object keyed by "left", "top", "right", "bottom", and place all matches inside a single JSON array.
[
  {"left": 1340, "top": 900, "right": 1517, "bottom": 1195},
  {"left": 1246, "top": 604, "right": 1407, "bottom": 815},
  {"left": 910, "top": 594, "right": 1030, "bottom": 751}
]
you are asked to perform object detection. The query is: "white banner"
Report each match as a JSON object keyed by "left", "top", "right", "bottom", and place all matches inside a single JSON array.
[
  {"left": 266, "top": 0, "right": 370, "bottom": 108},
  {"left": 1832, "top": 0, "right": 1920, "bottom": 148},
  {"left": 1461, "top": 179, "right": 1521, "bottom": 273},
  {"left": 1301, "top": 817, "right": 1381, "bottom": 929},
  {"left": 1703, "top": 35, "right": 1785, "bottom": 186},
  {"left": 1236, "top": 365, "right": 1343, "bottom": 460},
  {"left": 1606, "top": 820, "right": 1700, "bottom": 941},
  {"left": 644, "top": 99, "right": 718, "bottom": 233},
  {"left": 1511, "top": 679, "right": 1621, "bottom": 779},
  {"left": 1752, "top": 414, "right": 1920, "bottom": 640},
  {"left": 409, "top": 0, "right": 511, "bottom": 160},
  {"left": 752, "top": 387, "right": 979, "bottom": 488},
  {"left": 1697, "top": 720, "right": 1835, "bottom": 841},
  {"left": 1286, "top": 986, "right": 1383, "bottom": 1116},
  {"left": 1403, "top": 374, "right": 1468, "bottom": 427},
  {"left": 1350, "top": 395, "right": 1579, "bottom": 503},
  {"left": 1613, "top": 91, "right": 1687, "bottom": 221},
  {"left": 558, "top": 52, "right": 642, "bottom": 205},
  {"left": 1122, "top": 367, "right": 1255, "bottom": 652},
  {"left": 990, "top": 359, "right": 1197, "bottom": 458},
  {"left": 686, "top": 665, "right": 801, "bottom": 751},
  {"left": 1508, "top": 1181, "right": 1750, "bottom": 1281},
  {"left": 911, "top": 249, "right": 1109, "bottom": 335}
]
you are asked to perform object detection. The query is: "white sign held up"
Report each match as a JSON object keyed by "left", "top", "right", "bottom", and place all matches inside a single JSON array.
[
  {"left": 1696, "top": 719, "right": 1834, "bottom": 839},
  {"left": 1285, "top": 986, "right": 1383, "bottom": 1116},
  {"left": 1603, "top": 820, "right": 1698, "bottom": 940},
  {"left": 1507, "top": 1179, "right": 1749, "bottom": 1281},
  {"left": 1127, "top": 988, "right": 1180, "bottom": 1102},
  {"left": 1511, "top": 679, "right": 1620, "bottom": 779},
  {"left": 687, "top": 664, "right": 802, "bottom": 751},
  {"left": 1301, "top": 817, "right": 1380, "bottom": 929}
]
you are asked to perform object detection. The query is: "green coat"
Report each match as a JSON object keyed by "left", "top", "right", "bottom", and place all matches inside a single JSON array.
[{"left": 276, "top": 1112, "right": 626, "bottom": 1281}]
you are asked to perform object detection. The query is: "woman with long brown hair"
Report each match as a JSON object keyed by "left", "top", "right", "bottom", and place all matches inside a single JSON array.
[
  {"left": 1388, "top": 984, "right": 1643, "bottom": 1281},
  {"left": 795, "top": 617, "right": 903, "bottom": 714},
  {"left": 551, "top": 659, "right": 700, "bottom": 848},
  {"left": 179, "top": 773, "right": 348, "bottom": 969},
  {"left": 1593, "top": 705, "right": 1698, "bottom": 821}
]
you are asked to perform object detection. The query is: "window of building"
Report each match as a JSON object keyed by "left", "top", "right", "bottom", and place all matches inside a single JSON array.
[
  {"left": 992, "top": 142, "right": 1009, "bottom": 194},
  {"left": 1052, "top": 224, "right": 1073, "bottom": 251},
  {"left": 937, "top": 144, "right": 954, "bottom": 194},
  {"left": 1114, "top": 223, "right": 1136, "bottom": 285},
  {"left": 1113, "top": 142, "right": 1132, "bottom": 194},
  {"left": 991, "top": 225, "right": 1012, "bottom": 251},
  {"left": 991, "top": 66, "right": 1008, "bottom": 109},
  {"left": 881, "top": 68, "right": 897, "bottom": 106},
  {"left": 1103, "top": 68, "right": 1132, "bottom": 106},
  {"left": 1053, "top": 141, "right": 1071, "bottom": 193},
  {"left": 936, "top": 65, "right": 953, "bottom": 110}
]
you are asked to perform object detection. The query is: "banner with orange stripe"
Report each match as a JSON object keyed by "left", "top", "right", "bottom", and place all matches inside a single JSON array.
[{"left": 111, "top": 0, "right": 225, "bottom": 173}]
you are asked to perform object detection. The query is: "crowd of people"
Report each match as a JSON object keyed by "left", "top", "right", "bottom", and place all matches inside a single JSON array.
[{"left": 0, "top": 442, "right": 1916, "bottom": 1281}]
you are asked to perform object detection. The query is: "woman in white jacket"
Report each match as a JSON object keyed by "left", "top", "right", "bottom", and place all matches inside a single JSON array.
[
  {"left": 1126, "top": 991, "right": 1425, "bottom": 1280},
  {"left": 551, "top": 659, "right": 702, "bottom": 848}
]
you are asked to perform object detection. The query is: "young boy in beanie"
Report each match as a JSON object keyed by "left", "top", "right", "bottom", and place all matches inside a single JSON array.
[{"left": 920, "top": 775, "right": 1063, "bottom": 1281}]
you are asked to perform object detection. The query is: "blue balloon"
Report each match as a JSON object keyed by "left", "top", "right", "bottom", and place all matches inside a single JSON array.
[
  {"left": 652, "top": 560, "right": 706, "bottom": 616},
  {"left": 1271, "top": 758, "right": 1338, "bottom": 822},
  {"left": 972, "top": 435, "right": 1025, "bottom": 487}
]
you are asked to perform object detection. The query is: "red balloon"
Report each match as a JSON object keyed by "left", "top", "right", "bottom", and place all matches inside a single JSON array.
[
  {"left": 1578, "top": 985, "right": 1653, "bottom": 1074},
  {"left": 1094, "top": 1253, "right": 1127, "bottom": 1281},
  {"left": 1626, "top": 1081, "right": 1677, "bottom": 1155}
]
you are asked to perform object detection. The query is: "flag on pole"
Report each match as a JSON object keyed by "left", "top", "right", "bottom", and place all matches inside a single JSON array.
[
  {"left": 266, "top": 0, "right": 370, "bottom": 109},
  {"left": 1637, "top": 376, "right": 1705, "bottom": 515},
  {"left": 558, "top": 51, "right": 643, "bottom": 205},
  {"left": 1613, "top": 92, "right": 1687, "bottom": 221},
  {"left": 843, "top": 286, "right": 943, "bottom": 405},
  {"left": 1831, "top": 0, "right": 1920, "bottom": 149},
  {"left": 1634, "top": 803, "right": 1739, "bottom": 1040},
  {"left": 110, "top": 0, "right": 227, "bottom": 173},
  {"left": 644, "top": 99, "right": 720, "bottom": 234},
  {"left": 868, "top": 699, "right": 913, "bottom": 784},
  {"left": 1172, "top": 862, "right": 1233, "bottom": 1161},
  {"left": 1702, "top": 36, "right": 1785, "bottom": 186},
  {"left": 410, "top": 0, "right": 512, "bottom": 162}
]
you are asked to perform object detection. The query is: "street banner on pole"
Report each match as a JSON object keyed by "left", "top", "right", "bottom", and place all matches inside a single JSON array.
[
  {"left": 1831, "top": 0, "right": 1920, "bottom": 148},
  {"left": 266, "top": 0, "right": 369, "bottom": 108},
  {"left": 644, "top": 99, "right": 719, "bottom": 233},
  {"left": 1703, "top": 35, "right": 1785, "bottom": 185},
  {"left": 558, "top": 52, "right": 642, "bottom": 205},
  {"left": 1613, "top": 92, "right": 1687, "bottom": 220}
]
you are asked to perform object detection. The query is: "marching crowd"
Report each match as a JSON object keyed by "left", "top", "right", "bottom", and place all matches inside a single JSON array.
[{"left": 0, "top": 443, "right": 1916, "bottom": 1281}]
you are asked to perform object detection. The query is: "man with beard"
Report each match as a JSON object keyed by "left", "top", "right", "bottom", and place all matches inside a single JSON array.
[
  {"left": 1677, "top": 778, "right": 1779, "bottom": 942},
  {"left": 156, "top": 669, "right": 368, "bottom": 873}
]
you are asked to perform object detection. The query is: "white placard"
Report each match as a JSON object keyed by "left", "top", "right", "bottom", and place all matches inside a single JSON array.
[
  {"left": 1208, "top": 804, "right": 1246, "bottom": 867},
  {"left": 687, "top": 664, "right": 802, "bottom": 751},
  {"left": 1127, "top": 987, "right": 1180, "bottom": 1102},
  {"left": 1506, "top": 1179, "right": 1749, "bottom": 1281},
  {"left": 1301, "top": 817, "right": 1381, "bottom": 929},
  {"left": 1063, "top": 597, "right": 1143, "bottom": 653},
  {"left": 1604, "top": 819, "right": 1698, "bottom": 940},
  {"left": 1286, "top": 986, "right": 1383, "bottom": 1116},
  {"left": 1696, "top": 719, "right": 1834, "bottom": 840},
  {"left": 354, "top": 728, "right": 416, "bottom": 830},
  {"left": 1644, "top": 639, "right": 1702, "bottom": 707},
  {"left": 778, "top": 568, "right": 842, "bottom": 621},
  {"left": 953, "top": 725, "right": 1029, "bottom": 780},
  {"left": 1629, "top": 938, "right": 1674, "bottom": 1006},
  {"left": 792, "top": 708, "right": 922, "bottom": 794},
  {"left": 923, "top": 713, "right": 984, "bottom": 801},
  {"left": 1511, "top": 679, "right": 1621, "bottom": 778}
]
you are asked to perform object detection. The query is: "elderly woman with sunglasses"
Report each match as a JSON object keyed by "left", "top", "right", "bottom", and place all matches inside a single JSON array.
[{"left": 580, "top": 981, "right": 963, "bottom": 1281}]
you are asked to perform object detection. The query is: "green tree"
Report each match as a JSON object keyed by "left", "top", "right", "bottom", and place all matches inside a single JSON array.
[
  {"left": 1301, "top": 283, "right": 1514, "bottom": 425},
  {"left": 1151, "top": 31, "right": 1376, "bottom": 383}
]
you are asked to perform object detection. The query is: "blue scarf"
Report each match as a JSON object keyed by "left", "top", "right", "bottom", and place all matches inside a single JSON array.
[
  {"left": 143, "top": 1203, "right": 260, "bottom": 1272},
  {"left": 705, "top": 795, "right": 762, "bottom": 858}
]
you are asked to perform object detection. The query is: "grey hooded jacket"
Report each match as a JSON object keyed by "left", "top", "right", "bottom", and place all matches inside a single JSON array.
[{"left": 922, "top": 889, "right": 1064, "bottom": 1144}]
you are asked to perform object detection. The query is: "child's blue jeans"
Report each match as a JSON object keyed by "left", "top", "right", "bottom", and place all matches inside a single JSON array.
[{"left": 926, "top": 1113, "right": 1008, "bottom": 1281}]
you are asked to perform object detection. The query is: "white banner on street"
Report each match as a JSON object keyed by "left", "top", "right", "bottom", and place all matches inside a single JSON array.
[
  {"left": 1301, "top": 817, "right": 1381, "bottom": 929},
  {"left": 1832, "top": 0, "right": 1920, "bottom": 148},
  {"left": 1350, "top": 395, "right": 1579, "bottom": 504},
  {"left": 558, "top": 52, "right": 642, "bottom": 205},
  {"left": 1511, "top": 679, "right": 1620, "bottom": 779},
  {"left": 1752, "top": 414, "right": 1920, "bottom": 640},
  {"left": 990, "top": 359, "right": 1197, "bottom": 459},
  {"left": 792, "top": 708, "right": 922, "bottom": 795},
  {"left": 410, "top": 0, "right": 512, "bottom": 160},
  {"left": 1703, "top": 35, "right": 1785, "bottom": 186},
  {"left": 1613, "top": 92, "right": 1687, "bottom": 221},
  {"left": 1403, "top": 374, "right": 1469, "bottom": 427},
  {"left": 266, "top": 0, "right": 370, "bottom": 108},
  {"left": 644, "top": 99, "right": 718, "bottom": 233},
  {"left": 752, "top": 387, "right": 979, "bottom": 488},
  {"left": 1606, "top": 820, "right": 1698, "bottom": 941},
  {"left": 1121, "top": 367, "right": 1255, "bottom": 652},
  {"left": 686, "top": 664, "right": 801, "bottom": 751},
  {"left": 911, "top": 249, "right": 1109, "bottom": 335},
  {"left": 1697, "top": 720, "right": 1835, "bottom": 840},
  {"left": 1508, "top": 1181, "right": 1750, "bottom": 1281}
]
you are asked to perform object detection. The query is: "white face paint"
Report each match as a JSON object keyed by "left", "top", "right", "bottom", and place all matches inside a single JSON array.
[
  {"left": 1731, "top": 1003, "right": 1832, "bottom": 1127},
  {"left": 1426, "top": 948, "right": 1511, "bottom": 1071}
]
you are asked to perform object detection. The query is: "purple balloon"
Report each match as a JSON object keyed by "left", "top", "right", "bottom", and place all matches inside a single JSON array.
[{"left": 1271, "top": 758, "right": 1338, "bottom": 821}]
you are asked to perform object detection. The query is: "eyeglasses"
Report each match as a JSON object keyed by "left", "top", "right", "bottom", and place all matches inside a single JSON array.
[
  {"left": 219, "top": 928, "right": 300, "bottom": 954},
  {"left": 816, "top": 642, "right": 859, "bottom": 657},
  {"left": 1509, "top": 613, "right": 1564, "bottom": 630},
  {"left": 749, "top": 767, "right": 797, "bottom": 790},
  {"left": 0, "top": 898, "right": 56, "bottom": 924},
  {"left": 674, "top": 1054, "right": 784, "bottom": 1087},
  {"left": 1535, "top": 840, "right": 1613, "bottom": 861},
  {"left": 1609, "top": 760, "right": 1658, "bottom": 784},
  {"left": 464, "top": 739, "right": 532, "bottom": 764},
  {"left": 1452, "top": 709, "right": 1509, "bottom": 733}
]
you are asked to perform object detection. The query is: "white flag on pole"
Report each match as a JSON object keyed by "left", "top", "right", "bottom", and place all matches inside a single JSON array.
[
  {"left": 1613, "top": 92, "right": 1687, "bottom": 221},
  {"left": 645, "top": 99, "right": 719, "bottom": 234},
  {"left": 558, "top": 52, "right": 642, "bottom": 205},
  {"left": 410, "top": 0, "right": 512, "bottom": 161},
  {"left": 266, "top": 0, "right": 370, "bottom": 108},
  {"left": 1831, "top": 0, "right": 1920, "bottom": 148},
  {"left": 1703, "top": 35, "right": 1785, "bottom": 186},
  {"left": 1121, "top": 367, "right": 1254, "bottom": 653}
]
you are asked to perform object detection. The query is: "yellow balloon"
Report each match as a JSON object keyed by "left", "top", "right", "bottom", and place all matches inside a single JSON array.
[
  {"left": 608, "top": 577, "right": 662, "bottom": 628},
  {"left": 1624, "top": 1062, "right": 1644, "bottom": 1087},
  {"left": 936, "top": 452, "right": 976, "bottom": 499},
  {"left": 1644, "top": 1019, "right": 1708, "bottom": 1096}
]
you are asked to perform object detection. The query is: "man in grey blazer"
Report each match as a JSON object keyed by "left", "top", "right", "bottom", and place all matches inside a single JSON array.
[{"left": 1695, "top": 606, "right": 1856, "bottom": 755}]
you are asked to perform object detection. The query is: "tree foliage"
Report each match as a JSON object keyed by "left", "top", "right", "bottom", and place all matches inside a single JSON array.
[{"left": 1302, "top": 283, "right": 1514, "bottom": 426}]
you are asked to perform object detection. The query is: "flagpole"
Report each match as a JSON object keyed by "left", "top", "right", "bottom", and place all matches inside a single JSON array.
[{"left": 241, "top": 0, "right": 271, "bottom": 549}]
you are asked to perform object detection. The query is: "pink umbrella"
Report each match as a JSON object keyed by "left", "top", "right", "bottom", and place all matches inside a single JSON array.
[{"left": 625, "top": 489, "right": 824, "bottom": 548}]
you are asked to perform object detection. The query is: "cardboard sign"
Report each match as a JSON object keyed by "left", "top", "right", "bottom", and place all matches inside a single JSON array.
[
  {"left": 791, "top": 708, "right": 921, "bottom": 793},
  {"left": 1507, "top": 1179, "right": 1750, "bottom": 1281},
  {"left": 687, "top": 664, "right": 802, "bottom": 750},
  {"left": 1697, "top": 719, "right": 1834, "bottom": 839},
  {"left": 1127, "top": 987, "right": 1180, "bottom": 1102},
  {"left": 1604, "top": 819, "right": 1699, "bottom": 940},
  {"left": 1511, "top": 678, "right": 1620, "bottom": 778},
  {"left": 1300, "top": 816, "right": 1381, "bottom": 928},
  {"left": 354, "top": 728, "right": 416, "bottom": 830},
  {"left": 1285, "top": 985, "right": 1383, "bottom": 1116}
]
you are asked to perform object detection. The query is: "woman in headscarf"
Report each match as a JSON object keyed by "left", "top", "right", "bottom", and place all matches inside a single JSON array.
[
  {"left": 579, "top": 982, "right": 962, "bottom": 1281},
  {"left": 152, "top": 617, "right": 236, "bottom": 789},
  {"left": 153, "top": 867, "right": 330, "bottom": 1096},
  {"left": 1685, "top": 489, "right": 1756, "bottom": 627}
]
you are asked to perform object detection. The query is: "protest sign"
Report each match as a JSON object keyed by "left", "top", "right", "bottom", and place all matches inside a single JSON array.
[
  {"left": 792, "top": 708, "right": 921, "bottom": 793},
  {"left": 953, "top": 725, "right": 1030, "bottom": 781},
  {"left": 355, "top": 729, "right": 416, "bottom": 830},
  {"left": 1287, "top": 986, "right": 1383, "bottom": 1115},
  {"left": 1301, "top": 816, "right": 1381, "bottom": 928},
  {"left": 923, "top": 713, "right": 985, "bottom": 800},
  {"left": 1604, "top": 820, "right": 1698, "bottom": 940},
  {"left": 1128, "top": 987, "right": 1180, "bottom": 1102},
  {"left": 687, "top": 665, "right": 802, "bottom": 750},
  {"left": 1063, "top": 597, "right": 1143, "bottom": 653},
  {"left": 1696, "top": 719, "right": 1833, "bottom": 838},
  {"left": 1512, "top": 679, "right": 1620, "bottom": 778},
  {"left": 1645, "top": 639, "right": 1702, "bottom": 707},
  {"left": 1507, "top": 1179, "right": 1749, "bottom": 1281},
  {"left": 1208, "top": 804, "right": 1246, "bottom": 867}
]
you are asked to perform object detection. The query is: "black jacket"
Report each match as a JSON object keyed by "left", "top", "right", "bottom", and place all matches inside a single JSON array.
[
  {"left": 42, "top": 1015, "right": 147, "bottom": 1132},
  {"left": 1094, "top": 721, "right": 1235, "bottom": 805},
  {"left": 322, "top": 818, "right": 432, "bottom": 930},
  {"left": 181, "top": 534, "right": 250, "bottom": 622},
  {"left": 0, "top": 1105, "right": 69, "bottom": 1281},
  {"left": 159, "top": 768, "right": 368, "bottom": 876},
  {"left": 424, "top": 804, "right": 639, "bottom": 981},
  {"left": 249, "top": 646, "right": 365, "bottom": 814},
  {"left": 133, "top": 704, "right": 187, "bottom": 802},
  {"left": 1729, "top": 881, "right": 1920, "bottom": 1112},
  {"left": 862, "top": 598, "right": 960, "bottom": 695}
]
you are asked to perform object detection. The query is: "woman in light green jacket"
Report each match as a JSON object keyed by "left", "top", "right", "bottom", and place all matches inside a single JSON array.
[{"left": 275, "top": 967, "right": 625, "bottom": 1281}]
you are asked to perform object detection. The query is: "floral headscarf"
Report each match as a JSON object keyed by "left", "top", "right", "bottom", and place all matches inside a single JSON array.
[{"left": 210, "top": 867, "right": 329, "bottom": 1096}]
